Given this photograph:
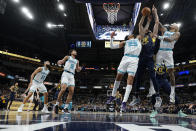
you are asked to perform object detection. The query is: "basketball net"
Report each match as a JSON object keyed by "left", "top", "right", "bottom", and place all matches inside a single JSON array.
[{"left": 103, "top": 3, "right": 120, "bottom": 24}]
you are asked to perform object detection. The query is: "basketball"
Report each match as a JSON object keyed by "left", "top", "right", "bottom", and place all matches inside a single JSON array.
[{"left": 141, "top": 7, "right": 151, "bottom": 16}]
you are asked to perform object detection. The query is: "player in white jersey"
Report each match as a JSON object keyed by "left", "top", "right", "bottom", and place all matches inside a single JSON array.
[
  {"left": 54, "top": 49, "right": 82, "bottom": 114},
  {"left": 18, "top": 61, "right": 50, "bottom": 113},
  {"left": 106, "top": 31, "right": 142, "bottom": 112},
  {"left": 156, "top": 22, "right": 180, "bottom": 103}
]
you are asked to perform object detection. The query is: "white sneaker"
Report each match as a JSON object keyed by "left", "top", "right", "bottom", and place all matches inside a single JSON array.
[
  {"left": 41, "top": 108, "right": 50, "bottom": 113},
  {"left": 147, "top": 91, "right": 155, "bottom": 97},
  {"left": 17, "top": 108, "right": 23, "bottom": 113},
  {"left": 154, "top": 97, "right": 162, "bottom": 108},
  {"left": 170, "top": 92, "right": 175, "bottom": 103}
]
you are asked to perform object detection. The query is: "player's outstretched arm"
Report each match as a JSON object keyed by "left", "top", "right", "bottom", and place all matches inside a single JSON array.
[
  {"left": 159, "top": 22, "right": 167, "bottom": 35},
  {"left": 152, "top": 5, "right": 159, "bottom": 37},
  {"left": 139, "top": 15, "right": 146, "bottom": 36},
  {"left": 24, "top": 67, "right": 42, "bottom": 94},
  {"left": 144, "top": 16, "right": 152, "bottom": 34},
  {"left": 164, "top": 32, "right": 180, "bottom": 42},
  {"left": 57, "top": 56, "right": 69, "bottom": 65},
  {"left": 76, "top": 60, "right": 82, "bottom": 72},
  {"left": 110, "top": 31, "right": 125, "bottom": 49}
]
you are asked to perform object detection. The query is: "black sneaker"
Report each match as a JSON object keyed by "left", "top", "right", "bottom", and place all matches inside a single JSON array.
[{"left": 54, "top": 105, "right": 59, "bottom": 114}]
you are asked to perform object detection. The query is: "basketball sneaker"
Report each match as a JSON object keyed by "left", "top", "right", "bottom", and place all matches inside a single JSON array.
[
  {"left": 170, "top": 93, "right": 175, "bottom": 103},
  {"left": 106, "top": 96, "right": 115, "bottom": 104},
  {"left": 154, "top": 97, "right": 162, "bottom": 108},
  {"left": 178, "top": 110, "right": 188, "bottom": 117},
  {"left": 41, "top": 107, "right": 50, "bottom": 113},
  {"left": 17, "top": 108, "right": 23, "bottom": 113},
  {"left": 120, "top": 102, "right": 126, "bottom": 112},
  {"left": 150, "top": 110, "right": 158, "bottom": 118}
]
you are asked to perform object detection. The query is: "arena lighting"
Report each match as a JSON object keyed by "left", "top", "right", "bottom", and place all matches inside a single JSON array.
[
  {"left": 7, "top": 75, "right": 15, "bottom": 80},
  {"left": 18, "top": 78, "right": 28, "bottom": 82},
  {"left": 0, "top": 50, "right": 41, "bottom": 62},
  {"left": 63, "top": 13, "right": 67, "bottom": 16},
  {"left": 163, "top": 2, "right": 170, "bottom": 10},
  {"left": 160, "top": 13, "right": 163, "bottom": 16},
  {"left": 188, "top": 83, "right": 196, "bottom": 87},
  {"left": 93, "top": 86, "right": 102, "bottom": 89},
  {"left": 175, "top": 84, "right": 184, "bottom": 88},
  {"left": 189, "top": 60, "right": 196, "bottom": 63},
  {"left": 46, "top": 22, "right": 64, "bottom": 29},
  {"left": 0, "top": 72, "right": 6, "bottom": 77},
  {"left": 21, "top": 7, "right": 34, "bottom": 20},
  {"left": 46, "top": 22, "right": 53, "bottom": 28},
  {"left": 80, "top": 86, "right": 87, "bottom": 89},
  {"left": 58, "top": 3, "right": 65, "bottom": 11},
  {"left": 12, "top": 0, "right": 20, "bottom": 3},
  {"left": 178, "top": 70, "right": 189, "bottom": 75}
]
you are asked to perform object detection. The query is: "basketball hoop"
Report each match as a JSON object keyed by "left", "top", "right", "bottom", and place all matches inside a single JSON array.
[{"left": 103, "top": 3, "right": 120, "bottom": 24}]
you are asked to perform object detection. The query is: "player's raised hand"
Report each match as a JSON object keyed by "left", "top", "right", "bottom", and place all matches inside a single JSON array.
[
  {"left": 111, "top": 31, "right": 116, "bottom": 38},
  {"left": 152, "top": 5, "right": 157, "bottom": 14}
]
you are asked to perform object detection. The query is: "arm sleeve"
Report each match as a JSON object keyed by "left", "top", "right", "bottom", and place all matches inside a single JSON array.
[{"left": 110, "top": 38, "right": 119, "bottom": 49}]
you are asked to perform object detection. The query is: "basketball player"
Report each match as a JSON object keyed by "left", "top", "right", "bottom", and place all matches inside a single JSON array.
[
  {"left": 7, "top": 82, "right": 19, "bottom": 111},
  {"left": 54, "top": 49, "right": 82, "bottom": 114},
  {"left": 150, "top": 63, "right": 187, "bottom": 118},
  {"left": 106, "top": 30, "right": 142, "bottom": 112},
  {"left": 130, "top": 6, "right": 162, "bottom": 108},
  {"left": 157, "top": 22, "right": 180, "bottom": 103},
  {"left": 17, "top": 61, "right": 50, "bottom": 113}
]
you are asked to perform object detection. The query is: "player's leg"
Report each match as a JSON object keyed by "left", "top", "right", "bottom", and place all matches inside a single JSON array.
[
  {"left": 27, "top": 93, "right": 34, "bottom": 111},
  {"left": 18, "top": 92, "right": 33, "bottom": 112},
  {"left": 39, "top": 84, "right": 49, "bottom": 113},
  {"left": 107, "top": 73, "right": 124, "bottom": 104},
  {"left": 165, "top": 53, "right": 175, "bottom": 103},
  {"left": 7, "top": 100, "right": 13, "bottom": 111},
  {"left": 121, "top": 58, "right": 138, "bottom": 112},
  {"left": 63, "top": 86, "right": 74, "bottom": 113},
  {"left": 121, "top": 74, "right": 134, "bottom": 112},
  {"left": 107, "top": 59, "right": 126, "bottom": 104},
  {"left": 129, "top": 59, "right": 145, "bottom": 106},
  {"left": 148, "top": 60, "right": 162, "bottom": 108},
  {"left": 54, "top": 72, "right": 68, "bottom": 114},
  {"left": 147, "top": 79, "right": 156, "bottom": 97},
  {"left": 162, "top": 79, "right": 187, "bottom": 117}
]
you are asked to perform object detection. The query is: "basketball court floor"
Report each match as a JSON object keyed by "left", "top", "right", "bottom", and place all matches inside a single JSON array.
[{"left": 0, "top": 111, "right": 195, "bottom": 131}]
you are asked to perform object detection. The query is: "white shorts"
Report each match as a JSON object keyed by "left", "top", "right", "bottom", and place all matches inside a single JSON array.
[
  {"left": 156, "top": 50, "right": 174, "bottom": 69},
  {"left": 29, "top": 80, "right": 47, "bottom": 93},
  {"left": 61, "top": 71, "right": 75, "bottom": 87},
  {"left": 117, "top": 56, "right": 139, "bottom": 76}
]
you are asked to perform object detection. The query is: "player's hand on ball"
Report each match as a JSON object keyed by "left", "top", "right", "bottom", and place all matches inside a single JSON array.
[
  {"left": 152, "top": 5, "right": 157, "bottom": 14},
  {"left": 111, "top": 31, "right": 116, "bottom": 38}
]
